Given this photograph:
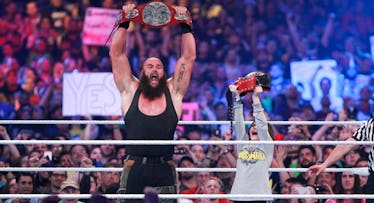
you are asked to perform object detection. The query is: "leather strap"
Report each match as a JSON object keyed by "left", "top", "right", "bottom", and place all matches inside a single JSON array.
[{"left": 256, "top": 73, "right": 270, "bottom": 90}]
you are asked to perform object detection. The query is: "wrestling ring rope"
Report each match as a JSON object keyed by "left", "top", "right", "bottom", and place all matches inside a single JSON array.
[{"left": 0, "top": 119, "right": 372, "bottom": 200}]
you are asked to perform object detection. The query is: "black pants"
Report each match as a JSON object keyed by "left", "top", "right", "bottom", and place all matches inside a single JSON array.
[
  {"left": 119, "top": 156, "right": 177, "bottom": 203},
  {"left": 366, "top": 172, "right": 374, "bottom": 203}
]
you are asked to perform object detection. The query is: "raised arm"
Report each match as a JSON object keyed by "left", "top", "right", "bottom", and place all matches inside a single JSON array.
[
  {"left": 321, "top": 13, "right": 335, "bottom": 48},
  {"left": 286, "top": 12, "right": 302, "bottom": 53},
  {"left": 252, "top": 86, "right": 271, "bottom": 141},
  {"left": 0, "top": 126, "right": 20, "bottom": 163},
  {"left": 109, "top": 4, "right": 137, "bottom": 94},
  {"left": 170, "top": 7, "right": 196, "bottom": 98},
  {"left": 312, "top": 113, "right": 335, "bottom": 162},
  {"left": 229, "top": 84, "right": 247, "bottom": 141}
]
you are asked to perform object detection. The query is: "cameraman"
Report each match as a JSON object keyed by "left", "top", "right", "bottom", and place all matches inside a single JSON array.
[{"left": 314, "top": 170, "right": 336, "bottom": 203}]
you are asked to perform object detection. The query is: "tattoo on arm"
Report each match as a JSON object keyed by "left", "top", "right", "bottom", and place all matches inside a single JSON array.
[{"left": 177, "top": 64, "right": 186, "bottom": 82}]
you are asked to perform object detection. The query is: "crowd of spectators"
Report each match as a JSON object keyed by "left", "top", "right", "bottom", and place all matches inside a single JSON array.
[{"left": 0, "top": 0, "right": 374, "bottom": 202}]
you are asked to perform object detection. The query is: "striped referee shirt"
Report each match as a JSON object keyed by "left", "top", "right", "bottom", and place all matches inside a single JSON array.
[{"left": 352, "top": 117, "right": 374, "bottom": 173}]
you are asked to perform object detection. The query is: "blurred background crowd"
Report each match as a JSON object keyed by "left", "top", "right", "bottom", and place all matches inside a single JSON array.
[{"left": 0, "top": 0, "right": 374, "bottom": 202}]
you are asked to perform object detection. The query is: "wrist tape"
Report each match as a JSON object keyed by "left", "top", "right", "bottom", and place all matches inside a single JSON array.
[
  {"left": 180, "top": 23, "right": 192, "bottom": 34},
  {"left": 118, "top": 21, "right": 130, "bottom": 29}
]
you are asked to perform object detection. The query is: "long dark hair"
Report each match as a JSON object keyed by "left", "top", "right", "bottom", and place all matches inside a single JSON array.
[{"left": 334, "top": 171, "right": 362, "bottom": 203}]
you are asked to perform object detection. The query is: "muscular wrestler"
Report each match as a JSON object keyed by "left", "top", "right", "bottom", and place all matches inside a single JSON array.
[{"left": 109, "top": 2, "right": 196, "bottom": 203}]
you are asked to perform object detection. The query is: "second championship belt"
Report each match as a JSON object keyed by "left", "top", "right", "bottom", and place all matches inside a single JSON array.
[
  {"left": 225, "top": 72, "right": 270, "bottom": 135},
  {"left": 233, "top": 72, "right": 271, "bottom": 96},
  {"left": 225, "top": 71, "right": 271, "bottom": 117},
  {"left": 115, "top": 1, "right": 192, "bottom": 29}
]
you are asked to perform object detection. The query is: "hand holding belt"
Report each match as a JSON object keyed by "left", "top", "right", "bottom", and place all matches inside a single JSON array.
[
  {"left": 115, "top": 1, "right": 192, "bottom": 29},
  {"left": 233, "top": 71, "right": 270, "bottom": 96},
  {"left": 226, "top": 71, "right": 270, "bottom": 107},
  {"left": 226, "top": 71, "right": 270, "bottom": 136}
]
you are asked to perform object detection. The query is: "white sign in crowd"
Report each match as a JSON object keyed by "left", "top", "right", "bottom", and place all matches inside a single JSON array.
[
  {"left": 63, "top": 72, "right": 121, "bottom": 116},
  {"left": 63, "top": 73, "right": 200, "bottom": 120},
  {"left": 290, "top": 59, "right": 339, "bottom": 101}
]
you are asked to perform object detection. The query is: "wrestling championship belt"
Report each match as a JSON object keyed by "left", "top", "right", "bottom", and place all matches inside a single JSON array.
[
  {"left": 115, "top": 1, "right": 192, "bottom": 28},
  {"left": 233, "top": 72, "right": 270, "bottom": 96},
  {"left": 225, "top": 72, "right": 270, "bottom": 136},
  {"left": 225, "top": 71, "right": 270, "bottom": 113}
]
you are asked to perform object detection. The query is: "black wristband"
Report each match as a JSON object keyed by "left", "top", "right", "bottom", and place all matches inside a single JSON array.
[
  {"left": 118, "top": 21, "right": 130, "bottom": 29},
  {"left": 180, "top": 23, "right": 192, "bottom": 34}
]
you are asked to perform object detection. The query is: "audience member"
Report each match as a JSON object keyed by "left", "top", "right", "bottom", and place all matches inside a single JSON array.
[
  {"left": 4, "top": 172, "right": 38, "bottom": 203},
  {"left": 199, "top": 176, "right": 228, "bottom": 203},
  {"left": 178, "top": 156, "right": 197, "bottom": 193},
  {"left": 59, "top": 180, "right": 85, "bottom": 203},
  {"left": 48, "top": 171, "right": 67, "bottom": 194},
  {"left": 325, "top": 171, "right": 364, "bottom": 203}
]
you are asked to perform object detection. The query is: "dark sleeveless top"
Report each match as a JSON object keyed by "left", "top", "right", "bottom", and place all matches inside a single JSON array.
[{"left": 124, "top": 88, "right": 178, "bottom": 159}]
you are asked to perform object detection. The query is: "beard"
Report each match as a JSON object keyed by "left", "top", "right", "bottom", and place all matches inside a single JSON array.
[
  {"left": 138, "top": 74, "right": 167, "bottom": 99},
  {"left": 180, "top": 172, "right": 195, "bottom": 180},
  {"left": 300, "top": 159, "right": 314, "bottom": 168}
]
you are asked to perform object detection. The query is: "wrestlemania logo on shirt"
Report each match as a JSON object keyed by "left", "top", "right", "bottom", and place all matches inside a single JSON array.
[{"left": 238, "top": 147, "right": 266, "bottom": 164}]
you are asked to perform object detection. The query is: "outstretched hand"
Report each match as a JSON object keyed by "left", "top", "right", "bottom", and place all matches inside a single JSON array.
[{"left": 308, "top": 164, "right": 327, "bottom": 176}]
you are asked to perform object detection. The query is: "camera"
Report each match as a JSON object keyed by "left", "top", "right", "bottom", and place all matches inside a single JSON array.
[
  {"left": 174, "top": 148, "right": 186, "bottom": 154},
  {"left": 212, "top": 129, "right": 221, "bottom": 138},
  {"left": 44, "top": 151, "right": 52, "bottom": 161},
  {"left": 314, "top": 185, "right": 327, "bottom": 194}
]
